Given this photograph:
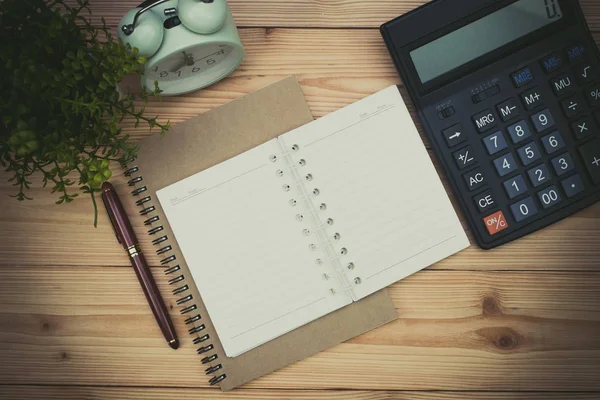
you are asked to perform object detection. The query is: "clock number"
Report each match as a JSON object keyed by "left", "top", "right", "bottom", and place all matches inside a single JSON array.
[
  {"left": 545, "top": 0, "right": 559, "bottom": 19},
  {"left": 217, "top": 48, "right": 225, "bottom": 55},
  {"left": 159, "top": 71, "right": 168, "bottom": 78},
  {"left": 207, "top": 58, "right": 215, "bottom": 65},
  {"left": 192, "top": 66, "right": 201, "bottom": 73},
  {"left": 152, "top": 66, "right": 159, "bottom": 73},
  {"left": 176, "top": 71, "right": 182, "bottom": 78}
]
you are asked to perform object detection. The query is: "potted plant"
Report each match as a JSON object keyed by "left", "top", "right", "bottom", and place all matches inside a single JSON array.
[{"left": 0, "top": 0, "right": 169, "bottom": 225}]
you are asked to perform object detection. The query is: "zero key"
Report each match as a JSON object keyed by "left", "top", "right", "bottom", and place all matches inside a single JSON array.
[{"left": 578, "top": 138, "right": 600, "bottom": 184}]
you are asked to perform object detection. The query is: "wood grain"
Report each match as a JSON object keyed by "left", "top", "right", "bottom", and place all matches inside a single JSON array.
[
  {"left": 3, "top": 0, "right": 600, "bottom": 397},
  {"left": 74, "top": 0, "right": 600, "bottom": 30},
  {"left": 1, "top": 267, "right": 598, "bottom": 390},
  {"left": 1, "top": 386, "right": 599, "bottom": 400}
]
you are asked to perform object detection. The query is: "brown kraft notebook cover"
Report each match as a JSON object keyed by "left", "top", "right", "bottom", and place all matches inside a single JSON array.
[{"left": 119, "top": 76, "right": 398, "bottom": 390}]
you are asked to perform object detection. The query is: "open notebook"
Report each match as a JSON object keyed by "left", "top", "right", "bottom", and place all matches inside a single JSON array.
[{"left": 156, "top": 85, "right": 469, "bottom": 357}]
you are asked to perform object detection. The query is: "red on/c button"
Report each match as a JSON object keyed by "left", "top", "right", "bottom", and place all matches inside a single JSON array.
[{"left": 483, "top": 211, "right": 509, "bottom": 235}]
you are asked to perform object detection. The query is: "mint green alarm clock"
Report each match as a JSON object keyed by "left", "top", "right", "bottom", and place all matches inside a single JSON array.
[{"left": 118, "top": 0, "right": 245, "bottom": 95}]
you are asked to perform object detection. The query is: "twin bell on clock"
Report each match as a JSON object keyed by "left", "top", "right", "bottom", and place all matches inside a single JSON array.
[{"left": 118, "top": 0, "right": 245, "bottom": 95}]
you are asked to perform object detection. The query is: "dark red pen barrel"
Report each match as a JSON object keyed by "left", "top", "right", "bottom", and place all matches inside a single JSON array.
[{"left": 131, "top": 252, "right": 179, "bottom": 349}]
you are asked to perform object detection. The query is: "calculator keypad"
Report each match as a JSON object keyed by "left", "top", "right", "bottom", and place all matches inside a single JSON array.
[{"left": 430, "top": 39, "right": 600, "bottom": 248}]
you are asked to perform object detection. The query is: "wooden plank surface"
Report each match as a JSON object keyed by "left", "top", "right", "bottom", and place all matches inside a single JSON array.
[
  {"left": 1, "top": 267, "right": 598, "bottom": 390},
  {"left": 1, "top": 387, "right": 599, "bottom": 400},
  {"left": 76, "top": 0, "right": 600, "bottom": 30},
  {"left": 2, "top": 0, "right": 600, "bottom": 398}
]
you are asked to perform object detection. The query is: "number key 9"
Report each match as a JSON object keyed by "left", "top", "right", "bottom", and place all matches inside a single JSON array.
[{"left": 531, "top": 109, "right": 556, "bottom": 132}]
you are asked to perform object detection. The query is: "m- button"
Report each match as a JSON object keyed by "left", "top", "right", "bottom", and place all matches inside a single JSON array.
[
  {"left": 496, "top": 98, "right": 521, "bottom": 122},
  {"left": 472, "top": 109, "right": 498, "bottom": 133}
]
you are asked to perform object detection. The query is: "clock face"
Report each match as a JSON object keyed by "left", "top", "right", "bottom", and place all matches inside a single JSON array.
[{"left": 146, "top": 43, "right": 234, "bottom": 83}]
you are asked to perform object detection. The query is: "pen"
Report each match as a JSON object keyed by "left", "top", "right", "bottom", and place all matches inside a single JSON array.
[{"left": 101, "top": 181, "right": 179, "bottom": 350}]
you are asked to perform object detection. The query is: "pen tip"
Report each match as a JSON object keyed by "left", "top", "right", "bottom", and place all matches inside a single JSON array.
[
  {"left": 169, "top": 339, "right": 180, "bottom": 350},
  {"left": 101, "top": 181, "right": 113, "bottom": 191}
]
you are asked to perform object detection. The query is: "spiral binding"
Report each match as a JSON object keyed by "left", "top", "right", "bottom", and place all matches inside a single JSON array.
[
  {"left": 270, "top": 143, "right": 362, "bottom": 296},
  {"left": 123, "top": 164, "right": 226, "bottom": 386}
]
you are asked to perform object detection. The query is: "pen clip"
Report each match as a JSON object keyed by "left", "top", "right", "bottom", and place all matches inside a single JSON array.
[{"left": 101, "top": 192, "right": 124, "bottom": 245}]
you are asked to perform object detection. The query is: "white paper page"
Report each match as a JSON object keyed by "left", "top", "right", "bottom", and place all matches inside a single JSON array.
[
  {"left": 279, "top": 86, "right": 470, "bottom": 300},
  {"left": 157, "top": 139, "right": 350, "bottom": 357}
]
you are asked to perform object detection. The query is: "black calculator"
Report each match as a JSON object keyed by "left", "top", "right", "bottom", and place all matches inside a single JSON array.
[{"left": 381, "top": 0, "right": 600, "bottom": 249}]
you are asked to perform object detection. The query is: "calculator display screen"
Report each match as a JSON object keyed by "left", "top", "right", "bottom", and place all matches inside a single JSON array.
[{"left": 410, "top": 0, "right": 563, "bottom": 84}]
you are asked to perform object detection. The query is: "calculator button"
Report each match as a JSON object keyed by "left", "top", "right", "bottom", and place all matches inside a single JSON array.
[
  {"left": 496, "top": 98, "right": 521, "bottom": 122},
  {"left": 521, "top": 87, "right": 543, "bottom": 111},
  {"left": 463, "top": 168, "right": 486, "bottom": 192},
  {"left": 472, "top": 109, "right": 498, "bottom": 133},
  {"left": 575, "top": 63, "right": 597, "bottom": 85},
  {"left": 507, "top": 120, "right": 532, "bottom": 144},
  {"left": 442, "top": 124, "right": 467, "bottom": 148},
  {"left": 531, "top": 109, "right": 556, "bottom": 133},
  {"left": 540, "top": 53, "right": 563, "bottom": 73},
  {"left": 551, "top": 73, "right": 575, "bottom": 96},
  {"left": 511, "top": 67, "right": 534, "bottom": 88},
  {"left": 493, "top": 153, "right": 518, "bottom": 177},
  {"left": 541, "top": 131, "right": 566, "bottom": 154},
  {"left": 453, "top": 146, "right": 477, "bottom": 170},
  {"left": 550, "top": 153, "right": 575, "bottom": 176},
  {"left": 527, "top": 164, "right": 551, "bottom": 187},
  {"left": 578, "top": 138, "right": 600, "bottom": 184},
  {"left": 482, "top": 131, "right": 508, "bottom": 155},
  {"left": 510, "top": 197, "right": 538, "bottom": 222},
  {"left": 567, "top": 44, "right": 586, "bottom": 62},
  {"left": 560, "top": 94, "right": 585, "bottom": 119},
  {"left": 483, "top": 210, "right": 509, "bottom": 236},
  {"left": 474, "top": 190, "right": 497, "bottom": 213},
  {"left": 503, "top": 175, "right": 528, "bottom": 199},
  {"left": 537, "top": 185, "right": 563, "bottom": 209},
  {"left": 562, "top": 174, "right": 585, "bottom": 198},
  {"left": 584, "top": 84, "right": 600, "bottom": 108},
  {"left": 517, "top": 142, "right": 542, "bottom": 166},
  {"left": 571, "top": 117, "right": 597, "bottom": 140}
]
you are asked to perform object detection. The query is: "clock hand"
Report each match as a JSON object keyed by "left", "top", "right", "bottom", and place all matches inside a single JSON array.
[{"left": 170, "top": 51, "right": 195, "bottom": 73}]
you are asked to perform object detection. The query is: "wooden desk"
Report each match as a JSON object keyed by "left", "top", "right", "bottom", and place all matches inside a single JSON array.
[{"left": 1, "top": 1, "right": 599, "bottom": 399}]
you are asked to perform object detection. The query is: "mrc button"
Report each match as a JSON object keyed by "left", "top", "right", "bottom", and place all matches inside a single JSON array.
[
  {"left": 511, "top": 66, "right": 534, "bottom": 88},
  {"left": 472, "top": 109, "right": 498, "bottom": 133}
]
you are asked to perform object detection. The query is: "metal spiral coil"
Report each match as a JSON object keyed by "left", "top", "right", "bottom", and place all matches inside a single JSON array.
[
  {"left": 124, "top": 164, "right": 226, "bottom": 386},
  {"left": 271, "top": 144, "right": 362, "bottom": 295}
]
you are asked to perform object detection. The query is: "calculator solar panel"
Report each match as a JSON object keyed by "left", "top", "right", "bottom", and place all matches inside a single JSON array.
[{"left": 381, "top": 0, "right": 600, "bottom": 249}]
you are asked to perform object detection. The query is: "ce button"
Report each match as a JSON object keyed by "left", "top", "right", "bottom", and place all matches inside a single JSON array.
[{"left": 474, "top": 190, "right": 496, "bottom": 213}]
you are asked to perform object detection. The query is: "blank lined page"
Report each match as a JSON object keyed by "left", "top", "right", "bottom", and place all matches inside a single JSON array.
[
  {"left": 157, "top": 139, "right": 350, "bottom": 357},
  {"left": 279, "top": 86, "right": 469, "bottom": 300}
]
